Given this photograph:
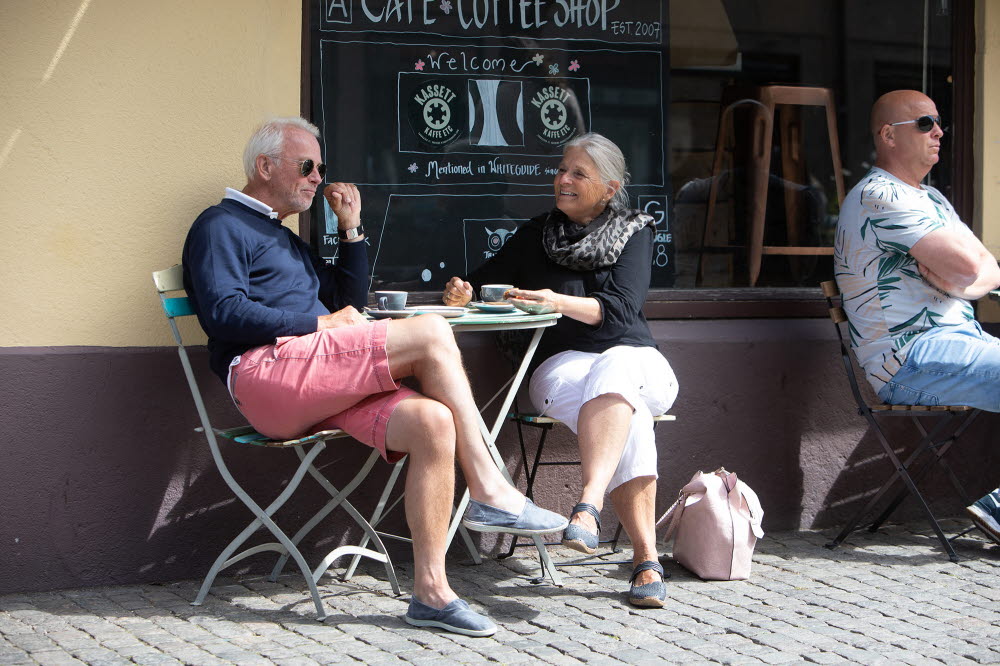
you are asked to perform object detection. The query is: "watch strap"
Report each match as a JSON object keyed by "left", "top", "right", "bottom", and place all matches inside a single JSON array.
[{"left": 338, "top": 224, "right": 364, "bottom": 241}]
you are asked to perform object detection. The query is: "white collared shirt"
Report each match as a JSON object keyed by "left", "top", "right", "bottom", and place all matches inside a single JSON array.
[{"left": 224, "top": 187, "right": 279, "bottom": 219}]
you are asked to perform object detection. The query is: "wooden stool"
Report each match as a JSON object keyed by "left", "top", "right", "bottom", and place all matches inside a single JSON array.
[{"left": 699, "top": 85, "right": 846, "bottom": 286}]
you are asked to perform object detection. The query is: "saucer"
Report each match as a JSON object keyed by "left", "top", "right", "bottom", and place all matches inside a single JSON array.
[
  {"left": 365, "top": 308, "right": 414, "bottom": 319},
  {"left": 470, "top": 301, "right": 516, "bottom": 313}
]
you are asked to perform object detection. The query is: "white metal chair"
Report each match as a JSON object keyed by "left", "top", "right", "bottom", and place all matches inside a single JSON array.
[{"left": 153, "top": 264, "right": 403, "bottom": 619}]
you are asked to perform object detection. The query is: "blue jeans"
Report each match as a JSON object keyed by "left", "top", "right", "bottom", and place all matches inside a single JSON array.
[{"left": 878, "top": 320, "right": 1000, "bottom": 412}]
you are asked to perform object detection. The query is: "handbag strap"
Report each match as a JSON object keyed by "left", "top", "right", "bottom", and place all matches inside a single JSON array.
[{"left": 655, "top": 493, "right": 688, "bottom": 542}]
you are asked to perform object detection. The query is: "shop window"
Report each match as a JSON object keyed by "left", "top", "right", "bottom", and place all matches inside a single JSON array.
[
  {"left": 303, "top": 0, "right": 965, "bottom": 313},
  {"left": 669, "top": 0, "right": 956, "bottom": 289}
]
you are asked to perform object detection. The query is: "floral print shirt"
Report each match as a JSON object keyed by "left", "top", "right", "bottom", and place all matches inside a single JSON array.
[{"left": 834, "top": 167, "right": 975, "bottom": 393}]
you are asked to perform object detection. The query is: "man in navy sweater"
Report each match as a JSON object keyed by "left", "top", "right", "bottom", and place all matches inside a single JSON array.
[{"left": 183, "top": 117, "right": 565, "bottom": 636}]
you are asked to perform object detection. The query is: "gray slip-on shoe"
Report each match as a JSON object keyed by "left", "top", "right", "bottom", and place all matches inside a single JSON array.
[
  {"left": 562, "top": 502, "right": 601, "bottom": 554},
  {"left": 628, "top": 560, "right": 668, "bottom": 608},
  {"left": 462, "top": 498, "right": 568, "bottom": 535},
  {"left": 404, "top": 597, "right": 497, "bottom": 637}
]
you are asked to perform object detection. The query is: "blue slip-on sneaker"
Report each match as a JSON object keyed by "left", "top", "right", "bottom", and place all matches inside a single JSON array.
[
  {"left": 404, "top": 597, "right": 497, "bottom": 637},
  {"left": 562, "top": 502, "right": 601, "bottom": 554},
  {"left": 628, "top": 560, "right": 668, "bottom": 608},
  {"left": 966, "top": 488, "right": 1000, "bottom": 546},
  {"left": 462, "top": 497, "right": 568, "bottom": 535}
]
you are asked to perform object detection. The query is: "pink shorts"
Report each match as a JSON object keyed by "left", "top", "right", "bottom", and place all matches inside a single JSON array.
[{"left": 228, "top": 319, "right": 415, "bottom": 462}]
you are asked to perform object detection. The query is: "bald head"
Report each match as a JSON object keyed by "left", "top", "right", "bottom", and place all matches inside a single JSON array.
[
  {"left": 870, "top": 90, "right": 943, "bottom": 187},
  {"left": 870, "top": 90, "right": 934, "bottom": 137}
]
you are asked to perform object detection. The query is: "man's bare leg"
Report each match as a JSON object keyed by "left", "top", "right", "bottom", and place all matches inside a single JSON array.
[
  {"left": 384, "top": 395, "right": 458, "bottom": 608},
  {"left": 385, "top": 315, "right": 523, "bottom": 511}
]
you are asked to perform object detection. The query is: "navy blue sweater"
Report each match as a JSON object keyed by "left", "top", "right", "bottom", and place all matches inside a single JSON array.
[{"left": 182, "top": 198, "right": 369, "bottom": 382}]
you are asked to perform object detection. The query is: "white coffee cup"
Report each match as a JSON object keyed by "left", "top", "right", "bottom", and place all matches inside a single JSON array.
[
  {"left": 375, "top": 290, "right": 408, "bottom": 310},
  {"left": 480, "top": 284, "right": 514, "bottom": 303}
]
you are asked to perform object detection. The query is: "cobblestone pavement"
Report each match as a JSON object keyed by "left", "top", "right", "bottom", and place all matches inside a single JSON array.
[{"left": 3, "top": 521, "right": 1000, "bottom": 665}]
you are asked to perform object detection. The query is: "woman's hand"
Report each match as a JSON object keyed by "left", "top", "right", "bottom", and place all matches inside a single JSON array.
[
  {"left": 443, "top": 277, "right": 474, "bottom": 306},
  {"left": 509, "top": 288, "right": 604, "bottom": 324},
  {"left": 506, "top": 288, "right": 560, "bottom": 314}
]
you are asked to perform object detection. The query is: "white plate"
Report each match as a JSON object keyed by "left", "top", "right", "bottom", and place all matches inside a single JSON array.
[
  {"left": 470, "top": 301, "right": 517, "bottom": 313},
  {"left": 365, "top": 308, "right": 414, "bottom": 319},
  {"left": 405, "top": 306, "right": 467, "bottom": 318}
]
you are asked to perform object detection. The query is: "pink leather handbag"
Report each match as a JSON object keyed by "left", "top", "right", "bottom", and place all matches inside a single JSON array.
[{"left": 656, "top": 468, "right": 764, "bottom": 581}]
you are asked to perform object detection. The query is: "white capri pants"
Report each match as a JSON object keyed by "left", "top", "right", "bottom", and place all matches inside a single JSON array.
[{"left": 528, "top": 346, "right": 679, "bottom": 493}]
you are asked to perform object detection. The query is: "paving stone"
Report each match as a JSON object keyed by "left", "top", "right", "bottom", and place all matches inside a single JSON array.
[
  {"left": 6, "top": 523, "right": 1000, "bottom": 664},
  {"left": 31, "top": 653, "right": 88, "bottom": 666},
  {"left": 0, "top": 647, "right": 33, "bottom": 665}
]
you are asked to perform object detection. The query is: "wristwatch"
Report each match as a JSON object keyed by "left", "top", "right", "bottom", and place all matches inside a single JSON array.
[{"left": 338, "top": 223, "right": 364, "bottom": 241}]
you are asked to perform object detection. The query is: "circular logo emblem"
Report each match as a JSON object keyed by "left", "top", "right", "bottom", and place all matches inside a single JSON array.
[
  {"left": 540, "top": 99, "right": 567, "bottom": 132},
  {"left": 529, "top": 84, "right": 577, "bottom": 147},
  {"left": 423, "top": 97, "right": 452, "bottom": 130},
  {"left": 408, "top": 80, "right": 462, "bottom": 148}
]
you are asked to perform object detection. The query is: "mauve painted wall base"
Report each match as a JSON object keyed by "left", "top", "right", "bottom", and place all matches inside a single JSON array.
[{"left": 1, "top": 320, "right": 997, "bottom": 594}]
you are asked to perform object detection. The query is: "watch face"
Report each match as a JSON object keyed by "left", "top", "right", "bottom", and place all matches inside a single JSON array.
[{"left": 340, "top": 225, "right": 363, "bottom": 240}]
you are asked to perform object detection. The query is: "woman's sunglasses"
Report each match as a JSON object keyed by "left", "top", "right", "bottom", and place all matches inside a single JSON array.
[
  {"left": 888, "top": 115, "right": 943, "bottom": 133},
  {"left": 290, "top": 158, "right": 326, "bottom": 178}
]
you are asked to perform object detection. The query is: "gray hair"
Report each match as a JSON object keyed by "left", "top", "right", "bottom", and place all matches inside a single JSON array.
[
  {"left": 565, "top": 132, "right": 631, "bottom": 208},
  {"left": 243, "top": 117, "right": 321, "bottom": 181}
]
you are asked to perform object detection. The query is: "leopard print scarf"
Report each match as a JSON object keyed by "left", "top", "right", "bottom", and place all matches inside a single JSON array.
[{"left": 542, "top": 205, "right": 654, "bottom": 271}]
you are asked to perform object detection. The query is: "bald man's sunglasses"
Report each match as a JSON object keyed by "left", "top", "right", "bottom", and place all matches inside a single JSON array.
[
  {"left": 290, "top": 159, "right": 326, "bottom": 178},
  {"left": 888, "top": 115, "right": 943, "bottom": 133}
]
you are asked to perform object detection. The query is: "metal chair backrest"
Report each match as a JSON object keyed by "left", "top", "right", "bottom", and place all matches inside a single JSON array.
[
  {"left": 152, "top": 264, "right": 223, "bottom": 449},
  {"left": 821, "top": 280, "right": 972, "bottom": 414},
  {"left": 820, "top": 280, "right": 873, "bottom": 413}
]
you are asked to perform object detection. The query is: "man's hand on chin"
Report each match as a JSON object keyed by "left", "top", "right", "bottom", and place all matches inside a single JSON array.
[
  {"left": 318, "top": 306, "right": 368, "bottom": 330},
  {"left": 324, "top": 182, "right": 362, "bottom": 229}
]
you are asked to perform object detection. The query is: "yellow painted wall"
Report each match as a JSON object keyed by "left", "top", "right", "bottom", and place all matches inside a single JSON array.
[
  {"left": 0, "top": 0, "right": 302, "bottom": 346},
  {"left": 976, "top": 0, "right": 1000, "bottom": 322}
]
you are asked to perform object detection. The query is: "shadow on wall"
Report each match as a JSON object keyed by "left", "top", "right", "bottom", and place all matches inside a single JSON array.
[
  {"left": 812, "top": 323, "right": 1000, "bottom": 531},
  {"left": 813, "top": 411, "right": 1000, "bottom": 531},
  {"left": 0, "top": 346, "right": 412, "bottom": 595}
]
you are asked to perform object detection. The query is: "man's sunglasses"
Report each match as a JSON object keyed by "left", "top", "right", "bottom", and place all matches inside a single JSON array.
[
  {"left": 888, "top": 115, "right": 943, "bottom": 133},
  {"left": 273, "top": 157, "right": 326, "bottom": 178},
  {"left": 291, "top": 158, "right": 326, "bottom": 178}
]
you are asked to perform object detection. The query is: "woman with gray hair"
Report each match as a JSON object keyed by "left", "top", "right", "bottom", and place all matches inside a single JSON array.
[{"left": 443, "top": 133, "right": 679, "bottom": 607}]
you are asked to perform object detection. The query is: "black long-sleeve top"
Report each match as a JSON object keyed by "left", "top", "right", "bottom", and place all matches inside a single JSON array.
[
  {"left": 182, "top": 198, "right": 369, "bottom": 382},
  {"left": 467, "top": 211, "right": 657, "bottom": 368}
]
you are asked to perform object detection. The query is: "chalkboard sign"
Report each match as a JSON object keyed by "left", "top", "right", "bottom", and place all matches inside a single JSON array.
[{"left": 309, "top": 0, "right": 673, "bottom": 289}]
